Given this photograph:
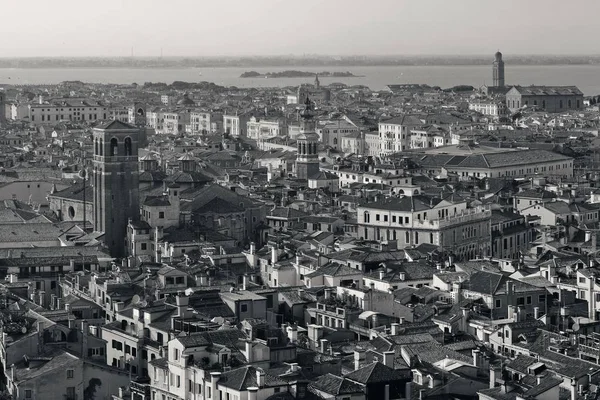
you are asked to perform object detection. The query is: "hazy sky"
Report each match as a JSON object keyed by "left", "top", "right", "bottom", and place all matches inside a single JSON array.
[{"left": 2, "top": 0, "right": 600, "bottom": 57}]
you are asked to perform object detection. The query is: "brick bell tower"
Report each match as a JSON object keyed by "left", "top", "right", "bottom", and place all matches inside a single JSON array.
[
  {"left": 92, "top": 120, "right": 140, "bottom": 258},
  {"left": 295, "top": 97, "right": 320, "bottom": 180}
]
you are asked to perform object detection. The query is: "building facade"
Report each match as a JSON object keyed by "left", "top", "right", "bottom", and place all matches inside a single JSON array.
[{"left": 505, "top": 86, "right": 583, "bottom": 112}]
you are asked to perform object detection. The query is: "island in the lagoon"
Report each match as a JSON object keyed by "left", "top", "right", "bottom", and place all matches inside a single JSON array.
[{"left": 240, "top": 70, "right": 362, "bottom": 78}]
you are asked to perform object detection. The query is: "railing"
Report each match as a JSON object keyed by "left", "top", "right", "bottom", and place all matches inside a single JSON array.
[
  {"left": 130, "top": 381, "right": 150, "bottom": 395},
  {"left": 579, "top": 343, "right": 600, "bottom": 356},
  {"left": 93, "top": 155, "right": 138, "bottom": 163},
  {"left": 348, "top": 323, "right": 371, "bottom": 336}
]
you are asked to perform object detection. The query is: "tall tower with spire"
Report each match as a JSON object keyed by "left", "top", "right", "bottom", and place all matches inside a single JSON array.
[
  {"left": 493, "top": 51, "right": 505, "bottom": 88},
  {"left": 92, "top": 120, "right": 140, "bottom": 258},
  {"left": 314, "top": 74, "right": 320, "bottom": 89},
  {"left": 295, "top": 97, "right": 320, "bottom": 180}
]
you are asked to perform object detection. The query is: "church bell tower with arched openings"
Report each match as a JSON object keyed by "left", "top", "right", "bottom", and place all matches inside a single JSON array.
[
  {"left": 295, "top": 97, "right": 320, "bottom": 180},
  {"left": 93, "top": 120, "right": 140, "bottom": 258}
]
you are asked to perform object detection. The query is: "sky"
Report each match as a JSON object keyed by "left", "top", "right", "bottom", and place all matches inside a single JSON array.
[{"left": 2, "top": 0, "right": 600, "bottom": 57}]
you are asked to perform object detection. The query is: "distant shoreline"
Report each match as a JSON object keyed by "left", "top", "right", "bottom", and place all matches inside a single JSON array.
[{"left": 240, "top": 70, "right": 363, "bottom": 78}]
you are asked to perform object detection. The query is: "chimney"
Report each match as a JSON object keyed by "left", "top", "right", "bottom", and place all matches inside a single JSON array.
[
  {"left": 490, "top": 367, "right": 498, "bottom": 389},
  {"left": 383, "top": 351, "right": 394, "bottom": 368},
  {"left": 50, "top": 294, "right": 56, "bottom": 310},
  {"left": 82, "top": 320, "right": 89, "bottom": 357},
  {"left": 271, "top": 246, "right": 277, "bottom": 265},
  {"left": 118, "top": 387, "right": 125, "bottom": 398},
  {"left": 248, "top": 387, "right": 258, "bottom": 400},
  {"left": 534, "top": 307, "right": 540, "bottom": 320},
  {"left": 517, "top": 306, "right": 525, "bottom": 322},
  {"left": 354, "top": 349, "right": 365, "bottom": 370},
  {"left": 210, "top": 372, "right": 221, "bottom": 400},
  {"left": 10, "top": 364, "right": 15, "bottom": 382},
  {"left": 472, "top": 349, "right": 481, "bottom": 368},
  {"left": 250, "top": 242, "right": 256, "bottom": 255},
  {"left": 537, "top": 376, "right": 542, "bottom": 385},
  {"left": 390, "top": 323, "right": 400, "bottom": 335},
  {"left": 38, "top": 291, "right": 45, "bottom": 307},
  {"left": 384, "top": 384, "right": 390, "bottom": 400},
  {"left": 242, "top": 274, "right": 248, "bottom": 291},
  {"left": 405, "top": 382, "right": 412, "bottom": 400},
  {"left": 245, "top": 341, "right": 253, "bottom": 363},
  {"left": 198, "top": 273, "right": 208, "bottom": 286},
  {"left": 320, "top": 339, "right": 329, "bottom": 354},
  {"left": 379, "top": 268, "right": 385, "bottom": 280},
  {"left": 287, "top": 324, "right": 298, "bottom": 343},
  {"left": 256, "top": 369, "right": 265, "bottom": 388},
  {"left": 175, "top": 294, "right": 189, "bottom": 317},
  {"left": 68, "top": 317, "right": 75, "bottom": 329},
  {"left": 56, "top": 298, "right": 63, "bottom": 310},
  {"left": 399, "top": 317, "right": 405, "bottom": 324}
]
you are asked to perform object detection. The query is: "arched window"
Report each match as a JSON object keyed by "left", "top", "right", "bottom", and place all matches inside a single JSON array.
[
  {"left": 568, "top": 99, "right": 572, "bottom": 108},
  {"left": 430, "top": 233, "right": 434, "bottom": 244},
  {"left": 363, "top": 211, "right": 370, "bottom": 223},
  {"left": 124, "top": 137, "right": 132, "bottom": 156},
  {"left": 333, "top": 138, "right": 338, "bottom": 145},
  {"left": 110, "top": 138, "right": 118, "bottom": 156},
  {"left": 405, "top": 231, "right": 410, "bottom": 244},
  {"left": 94, "top": 139, "right": 98, "bottom": 155},
  {"left": 99, "top": 139, "right": 103, "bottom": 156}
]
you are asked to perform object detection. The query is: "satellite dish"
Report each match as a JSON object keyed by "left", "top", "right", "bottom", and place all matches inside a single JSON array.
[
  {"left": 131, "top": 295, "right": 141, "bottom": 305},
  {"left": 572, "top": 323, "right": 580, "bottom": 332}
]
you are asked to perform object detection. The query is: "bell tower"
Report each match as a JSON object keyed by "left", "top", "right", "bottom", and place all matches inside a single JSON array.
[
  {"left": 93, "top": 120, "right": 140, "bottom": 258},
  {"left": 0, "top": 91, "right": 5, "bottom": 124},
  {"left": 295, "top": 97, "right": 320, "bottom": 180},
  {"left": 493, "top": 51, "right": 505, "bottom": 88}
]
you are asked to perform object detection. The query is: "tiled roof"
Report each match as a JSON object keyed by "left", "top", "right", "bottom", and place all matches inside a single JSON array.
[
  {"left": 344, "top": 361, "right": 411, "bottom": 384},
  {"left": 309, "top": 373, "right": 363, "bottom": 395},
  {"left": 218, "top": 366, "right": 287, "bottom": 390}
]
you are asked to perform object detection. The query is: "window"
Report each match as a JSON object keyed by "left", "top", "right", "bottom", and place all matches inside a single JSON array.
[
  {"left": 67, "top": 369, "right": 74, "bottom": 379},
  {"left": 579, "top": 277, "right": 586, "bottom": 284},
  {"left": 539, "top": 294, "right": 546, "bottom": 303},
  {"left": 526, "top": 296, "right": 532, "bottom": 305},
  {"left": 159, "top": 212, "right": 165, "bottom": 219},
  {"left": 495, "top": 299, "right": 501, "bottom": 308},
  {"left": 517, "top": 297, "right": 525, "bottom": 306},
  {"left": 141, "top": 243, "right": 147, "bottom": 250},
  {"left": 25, "top": 390, "right": 32, "bottom": 399},
  {"left": 241, "top": 304, "right": 248, "bottom": 312},
  {"left": 174, "top": 348, "right": 179, "bottom": 360}
]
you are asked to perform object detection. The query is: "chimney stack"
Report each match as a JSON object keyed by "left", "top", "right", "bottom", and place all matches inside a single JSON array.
[
  {"left": 383, "top": 351, "right": 394, "bottom": 368},
  {"left": 256, "top": 369, "right": 265, "bottom": 388},
  {"left": 248, "top": 387, "right": 258, "bottom": 400},
  {"left": 390, "top": 323, "right": 400, "bottom": 335},
  {"left": 354, "top": 349, "right": 365, "bottom": 370},
  {"left": 245, "top": 341, "right": 253, "bottom": 363}
]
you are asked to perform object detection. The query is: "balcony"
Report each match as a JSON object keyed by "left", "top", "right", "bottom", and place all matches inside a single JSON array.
[
  {"left": 93, "top": 155, "right": 138, "bottom": 163},
  {"left": 438, "top": 207, "right": 491, "bottom": 229},
  {"left": 131, "top": 378, "right": 151, "bottom": 396}
]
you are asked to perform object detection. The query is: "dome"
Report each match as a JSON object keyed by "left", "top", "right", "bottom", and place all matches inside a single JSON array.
[
  {"left": 177, "top": 93, "right": 196, "bottom": 106},
  {"left": 494, "top": 51, "right": 502, "bottom": 61}
]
